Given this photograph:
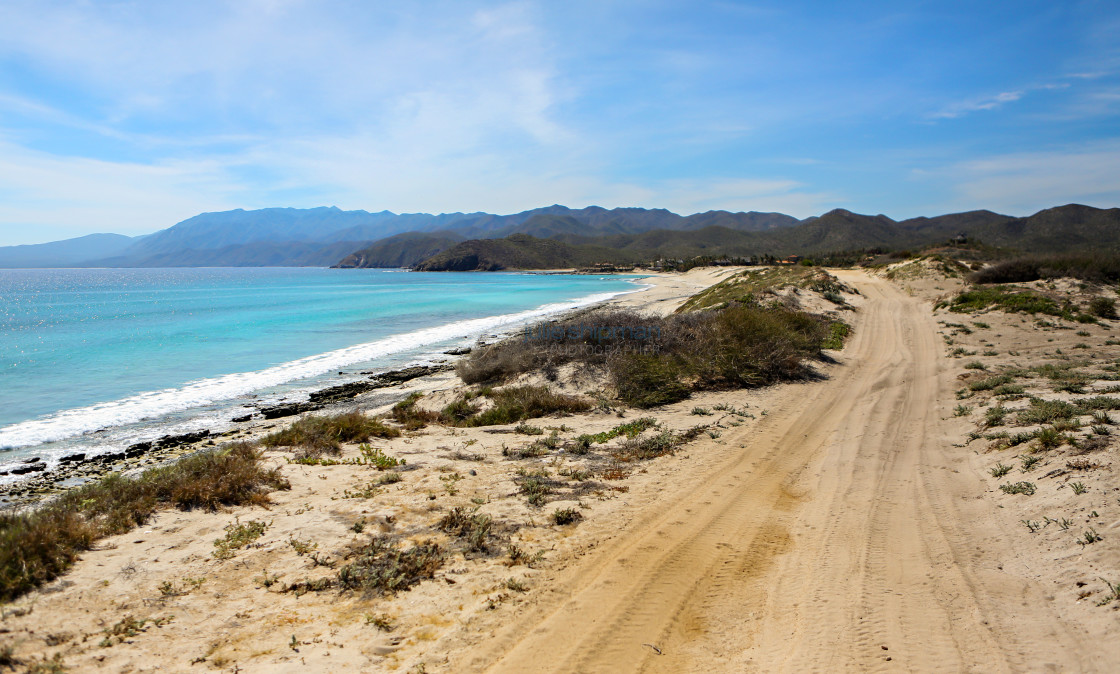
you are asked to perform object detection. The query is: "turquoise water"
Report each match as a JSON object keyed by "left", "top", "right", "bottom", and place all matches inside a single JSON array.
[{"left": 0, "top": 268, "right": 643, "bottom": 467}]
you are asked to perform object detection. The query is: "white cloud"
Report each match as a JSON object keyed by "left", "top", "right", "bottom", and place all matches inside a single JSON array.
[
  {"left": 931, "top": 90, "right": 1025, "bottom": 119},
  {"left": 934, "top": 140, "right": 1120, "bottom": 215},
  {"left": 0, "top": 139, "right": 247, "bottom": 242}
]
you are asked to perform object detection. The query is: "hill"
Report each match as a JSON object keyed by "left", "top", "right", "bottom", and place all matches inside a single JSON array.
[
  {"left": 4, "top": 203, "right": 1119, "bottom": 269},
  {"left": 412, "top": 234, "right": 634, "bottom": 271},
  {"left": 0, "top": 233, "right": 136, "bottom": 268},
  {"left": 334, "top": 231, "right": 465, "bottom": 269}
]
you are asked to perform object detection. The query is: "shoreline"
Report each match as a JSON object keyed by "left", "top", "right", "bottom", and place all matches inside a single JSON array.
[{"left": 0, "top": 268, "right": 729, "bottom": 509}]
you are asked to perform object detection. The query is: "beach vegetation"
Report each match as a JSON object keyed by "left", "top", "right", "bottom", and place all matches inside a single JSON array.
[
  {"left": 969, "top": 254, "right": 1120, "bottom": 286},
  {"left": 390, "top": 392, "right": 442, "bottom": 430},
  {"left": 437, "top": 506, "right": 494, "bottom": 554},
  {"left": 213, "top": 519, "right": 268, "bottom": 560},
  {"left": 989, "top": 463, "right": 1012, "bottom": 478},
  {"left": 999, "top": 481, "right": 1037, "bottom": 495},
  {"left": 939, "top": 286, "right": 1062, "bottom": 315},
  {"left": 457, "top": 303, "right": 838, "bottom": 409},
  {"left": 968, "top": 374, "right": 1013, "bottom": 392},
  {"left": 261, "top": 412, "right": 399, "bottom": 457},
  {"left": 284, "top": 536, "right": 443, "bottom": 597},
  {"left": 551, "top": 508, "right": 582, "bottom": 525},
  {"left": 0, "top": 441, "right": 288, "bottom": 602},
  {"left": 516, "top": 469, "right": 554, "bottom": 507}
]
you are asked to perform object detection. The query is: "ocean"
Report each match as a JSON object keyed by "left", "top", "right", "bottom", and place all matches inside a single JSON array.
[{"left": 0, "top": 268, "right": 644, "bottom": 473}]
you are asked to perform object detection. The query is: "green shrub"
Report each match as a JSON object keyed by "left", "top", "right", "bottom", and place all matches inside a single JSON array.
[
  {"left": 551, "top": 508, "right": 583, "bottom": 525},
  {"left": 437, "top": 507, "right": 494, "bottom": 553},
  {"left": 822, "top": 321, "right": 852, "bottom": 349},
  {"left": 611, "top": 354, "right": 691, "bottom": 408},
  {"left": 1017, "top": 398, "right": 1078, "bottom": 424},
  {"left": 390, "top": 393, "right": 441, "bottom": 430},
  {"left": 455, "top": 303, "right": 833, "bottom": 409},
  {"left": 336, "top": 537, "right": 443, "bottom": 595},
  {"left": 942, "top": 287, "right": 1061, "bottom": 315},
  {"left": 357, "top": 444, "right": 404, "bottom": 470},
  {"left": 574, "top": 418, "right": 659, "bottom": 447},
  {"left": 213, "top": 519, "right": 268, "bottom": 560},
  {"left": 262, "top": 412, "right": 399, "bottom": 456},
  {"left": 984, "top": 406, "right": 1008, "bottom": 427},
  {"left": 1090, "top": 297, "right": 1118, "bottom": 319},
  {"left": 999, "top": 481, "right": 1036, "bottom": 495}
]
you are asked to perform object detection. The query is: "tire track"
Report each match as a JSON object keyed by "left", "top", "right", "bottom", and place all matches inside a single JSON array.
[{"left": 465, "top": 271, "right": 1100, "bottom": 674}]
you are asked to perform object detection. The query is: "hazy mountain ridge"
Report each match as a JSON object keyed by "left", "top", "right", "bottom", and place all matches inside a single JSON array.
[
  {"left": 0, "top": 233, "right": 137, "bottom": 268},
  {"left": 2, "top": 203, "right": 1117, "bottom": 269}
]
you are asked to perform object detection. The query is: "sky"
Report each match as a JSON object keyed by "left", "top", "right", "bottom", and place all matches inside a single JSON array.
[{"left": 0, "top": 0, "right": 1118, "bottom": 245}]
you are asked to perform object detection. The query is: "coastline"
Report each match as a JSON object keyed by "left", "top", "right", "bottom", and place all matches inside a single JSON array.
[
  {"left": 0, "top": 268, "right": 729, "bottom": 509},
  {"left": 3, "top": 263, "right": 1117, "bottom": 672}
]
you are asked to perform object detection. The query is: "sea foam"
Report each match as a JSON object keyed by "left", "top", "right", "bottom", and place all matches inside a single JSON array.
[{"left": 0, "top": 288, "right": 636, "bottom": 451}]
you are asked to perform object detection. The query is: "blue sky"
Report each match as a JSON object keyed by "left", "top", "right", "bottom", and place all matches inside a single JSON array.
[{"left": 0, "top": 0, "right": 1118, "bottom": 245}]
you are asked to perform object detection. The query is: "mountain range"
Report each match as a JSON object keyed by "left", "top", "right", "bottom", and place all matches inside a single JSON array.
[{"left": 1, "top": 203, "right": 1117, "bottom": 270}]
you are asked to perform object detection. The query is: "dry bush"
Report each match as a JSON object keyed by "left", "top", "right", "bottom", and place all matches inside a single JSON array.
[
  {"left": 0, "top": 442, "right": 289, "bottom": 602},
  {"left": 261, "top": 411, "right": 400, "bottom": 456},
  {"left": 389, "top": 393, "right": 441, "bottom": 430},
  {"left": 336, "top": 537, "right": 443, "bottom": 596},
  {"left": 456, "top": 304, "right": 833, "bottom": 409}
]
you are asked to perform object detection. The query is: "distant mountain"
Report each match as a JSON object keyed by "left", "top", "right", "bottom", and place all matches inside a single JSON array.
[
  {"left": 967, "top": 204, "right": 1120, "bottom": 252},
  {"left": 680, "top": 210, "right": 800, "bottom": 231},
  {"left": 334, "top": 231, "right": 466, "bottom": 269},
  {"left": 0, "top": 233, "right": 135, "bottom": 268},
  {"left": 897, "top": 209, "right": 1014, "bottom": 237},
  {"left": 3, "top": 202, "right": 1118, "bottom": 269},
  {"left": 113, "top": 206, "right": 473, "bottom": 260},
  {"left": 95, "top": 240, "right": 376, "bottom": 267}
]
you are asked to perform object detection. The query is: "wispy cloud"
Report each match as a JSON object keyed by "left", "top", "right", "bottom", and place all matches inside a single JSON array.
[
  {"left": 930, "top": 82, "right": 1073, "bottom": 119},
  {"left": 931, "top": 139, "right": 1120, "bottom": 215},
  {"left": 0, "top": 1, "right": 1118, "bottom": 244},
  {"left": 0, "top": 138, "right": 247, "bottom": 241}
]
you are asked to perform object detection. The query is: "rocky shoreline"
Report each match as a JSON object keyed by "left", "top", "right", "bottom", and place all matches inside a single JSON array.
[{"left": 0, "top": 362, "right": 457, "bottom": 509}]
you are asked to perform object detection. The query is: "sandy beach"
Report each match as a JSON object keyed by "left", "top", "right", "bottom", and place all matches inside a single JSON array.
[{"left": 2, "top": 263, "right": 1118, "bottom": 673}]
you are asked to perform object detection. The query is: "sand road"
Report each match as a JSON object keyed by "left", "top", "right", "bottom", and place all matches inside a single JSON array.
[{"left": 465, "top": 271, "right": 1101, "bottom": 673}]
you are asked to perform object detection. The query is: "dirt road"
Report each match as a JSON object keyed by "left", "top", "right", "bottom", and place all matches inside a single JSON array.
[{"left": 466, "top": 271, "right": 1103, "bottom": 673}]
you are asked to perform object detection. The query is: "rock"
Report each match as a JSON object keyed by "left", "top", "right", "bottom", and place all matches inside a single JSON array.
[
  {"left": 231, "top": 413, "right": 254, "bottom": 423},
  {"left": 368, "top": 364, "right": 453, "bottom": 387},
  {"left": 153, "top": 430, "right": 210, "bottom": 450},
  {"left": 260, "top": 402, "right": 323, "bottom": 419},
  {"left": 308, "top": 381, "right": 378, "bottom": 404},
  {"left": 21, "top": 457, "right": 40, "bottom": 464},
  {"left": 11, "top": 463, "right": 46, "bottom": 475},
  {"left": 443, "top": 346, "right": 472, "bottom": 356},
  {"left": 59, "top": 453, "right": 86, "bottom": 464}
]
